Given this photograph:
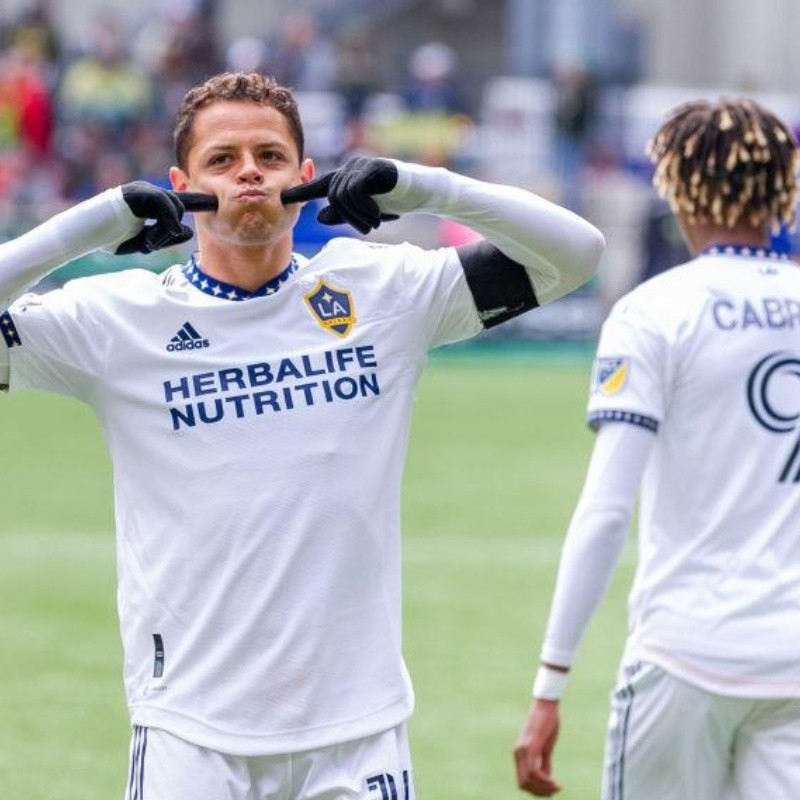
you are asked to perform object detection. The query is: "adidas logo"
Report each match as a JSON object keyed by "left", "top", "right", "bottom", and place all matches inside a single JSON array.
[{"left": 167, "top": 322, "right": 210, "bottom": 352}]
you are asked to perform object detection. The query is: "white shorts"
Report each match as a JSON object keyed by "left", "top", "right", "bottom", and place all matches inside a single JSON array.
[
  {"left": 124, "top": 724, "right": 415, "bottom": 800},
  {"left": 602, "top": 661, "right": 800, "bottom": 800}
]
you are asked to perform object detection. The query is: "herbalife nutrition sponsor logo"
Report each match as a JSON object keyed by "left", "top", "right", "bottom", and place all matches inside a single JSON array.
[{"left": 167, "top": 322, "right": 210, "bottom": 352}]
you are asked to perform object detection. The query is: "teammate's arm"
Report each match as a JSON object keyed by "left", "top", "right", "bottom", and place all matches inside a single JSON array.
[
  {"left": 282, "top": 157, "right": 605, "bottom": 327},
  {"left": 514, "top": 421, "right": 654, "bottom": 797}
]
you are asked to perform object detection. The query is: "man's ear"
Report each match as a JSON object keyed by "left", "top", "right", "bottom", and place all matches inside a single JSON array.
[
  {"left": 300, "top": 158, "right": 315, "bottom": 183},
  {"left": 169, "top": 166, "right": 189, "bottom": 192}
]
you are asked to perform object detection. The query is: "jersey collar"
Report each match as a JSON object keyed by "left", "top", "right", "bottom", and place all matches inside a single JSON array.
[
  {"left": 701, "top": 244, "right": 789, "bottom": 261},
  {"left": 181, "top": 254, "right": 299, "bottom": 301}
]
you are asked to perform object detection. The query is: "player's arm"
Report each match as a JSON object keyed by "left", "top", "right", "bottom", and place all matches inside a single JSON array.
[
  {"left": 0, "top": 182, "right": 193, "bottom": 313},
  {"left": 514, "top": 421, "right": 654, "bottom": 797},
  {"left": 282, "top": 158, "right": 605, "bottom": 327},
  {"left": 0, "top": 183, "right": 193, "bottom": 388}
]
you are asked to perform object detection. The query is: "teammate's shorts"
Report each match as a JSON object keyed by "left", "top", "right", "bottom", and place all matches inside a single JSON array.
[
  {"left": 602, "top": 661, "right": 800, "bottom": 800},
  {"left": 124, "top": 723, "right": 415, "bottom": 800}
]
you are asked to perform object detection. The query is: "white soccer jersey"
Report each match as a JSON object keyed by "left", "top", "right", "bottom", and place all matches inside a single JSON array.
[
  {"left": 2, "top": 237, "right": 482, "bottom": 754},
  {"left": 588, "top": 248, "right": 800, "bottom": 696}
]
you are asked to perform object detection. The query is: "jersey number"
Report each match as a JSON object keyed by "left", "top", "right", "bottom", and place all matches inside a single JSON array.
[{"left": 747, "top": 352, "right": 800, "bottom": 483}]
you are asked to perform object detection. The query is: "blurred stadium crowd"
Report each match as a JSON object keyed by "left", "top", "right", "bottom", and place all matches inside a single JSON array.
[
  {"left": 0, "top": 1, "right": 476, "bottom": 231},
  {"left": 2, "top": 0, "right": 799, "bottom": 338}
]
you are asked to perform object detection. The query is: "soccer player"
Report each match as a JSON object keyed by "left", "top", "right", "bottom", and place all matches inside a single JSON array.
[
  {"left": 0, "top": 72, "right": 604, "bottom": 799},
  {"left": 514, "top": 97, "right": 800, "bottom": 800}
]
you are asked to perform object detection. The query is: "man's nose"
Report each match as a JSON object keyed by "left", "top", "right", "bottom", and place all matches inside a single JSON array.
[{"left": 237, "top": 155, "right": 263, "bottom": 182}]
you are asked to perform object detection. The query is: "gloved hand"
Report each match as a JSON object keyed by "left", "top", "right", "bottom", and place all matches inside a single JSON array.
[
  {"left": 281, "top": 157, "right": 400, "bottom": 235},
  {"left": 115, "top": 182, "right": 195, "bottom": 255}
]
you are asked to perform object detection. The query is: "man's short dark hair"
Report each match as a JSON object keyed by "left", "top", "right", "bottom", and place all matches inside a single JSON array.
[{"left": 174, "top": 72, "right": 305, "bottom": 170}]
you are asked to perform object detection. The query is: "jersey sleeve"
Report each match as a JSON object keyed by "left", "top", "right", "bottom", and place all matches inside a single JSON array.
[
  {"left": 539, "top": 421, "right": 654, "bottom": 668},
  {"left": 2, "top": 282, "right": 109, "bottom": 402},
  {"left": 587, "top": 292, "right": 669, "bottom": 433},
  {"left": 399, "top": 242, "right": 483, "bottom": 349}
]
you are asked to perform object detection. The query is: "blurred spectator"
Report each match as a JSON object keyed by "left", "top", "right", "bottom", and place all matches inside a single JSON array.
[
  {"left": 0, "top": 34, "right": 60, "bottom": 224},
  {"left": 403, "top": 41, "right": 464, "bottom": 114},
  {"left": 266, "top": 12, "right": 337, "bottom": 92},
  {"left": 6, "top": 0, "right": 62, "bottom": 75},
  {"left": 552, "top": 60, "right": 597, "bottom": 213},
  {"left": 59, "top": 18, "right": 154, "bottom": 130},
  {"left": 0, "top": 40, "right": 53, "bottom": 157},
  {"left": 56, "top": 15, "right": 158, "bottom": 198},
  {"left": 134, "top": 1, "right": 222, "bottom": 130},
  {"left": 641, "top": 196, "right": 690, "bottom": 281},
  {"left": 226, "top": 36, "right": 270, "bottom": 75},
  {"left": 334, "top": 24, "right": 378, "bottom": 123}
]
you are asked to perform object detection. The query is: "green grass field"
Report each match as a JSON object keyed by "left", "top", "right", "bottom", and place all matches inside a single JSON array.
[{"left": 0, "top": 352, "right": 634, "bottom": 799}]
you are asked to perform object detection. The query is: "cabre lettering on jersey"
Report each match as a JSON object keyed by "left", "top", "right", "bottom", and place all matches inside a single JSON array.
[
  {"left": 711, "top": 296, "right": 800, "bottom": 331},
  {"left": 163, "top": 345, "right": 380, "bottom": 430}
]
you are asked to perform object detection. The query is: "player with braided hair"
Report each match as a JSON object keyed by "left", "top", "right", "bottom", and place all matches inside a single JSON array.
[
  {"left": 648, "top": 98, "right": 797, "bottom": 233},
  {"left": 515, "top": 96, "right": 800, "bottom": 800}
]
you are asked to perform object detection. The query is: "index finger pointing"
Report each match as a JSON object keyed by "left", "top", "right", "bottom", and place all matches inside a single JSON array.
[
  {"left": 281, "top": 172, "right": 335, "bottom": 205},
  {"left": 175, "top": 192, "right": 219, "bottom": 213}
]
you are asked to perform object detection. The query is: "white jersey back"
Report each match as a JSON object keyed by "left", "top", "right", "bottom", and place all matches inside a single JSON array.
[
  {"left": 588, "top": 251, "right": 800, "bottom": 696},
  {"left": 3, "top": 238, "right": 482, "bottom": 753}
]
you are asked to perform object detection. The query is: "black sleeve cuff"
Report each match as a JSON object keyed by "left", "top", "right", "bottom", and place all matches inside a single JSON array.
[{"left": 587, "top": 410, "right": 659, "bottom": 433}]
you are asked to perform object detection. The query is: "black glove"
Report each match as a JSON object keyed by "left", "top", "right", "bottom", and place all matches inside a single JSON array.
[
  {"left": 281, "top": 157, "right": 400, "bottom": 235},
  {"left": 116, "top": 181, "right": 195, "bottom": 255}
]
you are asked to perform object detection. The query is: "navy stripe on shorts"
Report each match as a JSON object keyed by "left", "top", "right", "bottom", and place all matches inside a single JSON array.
[{"left": 127, "top": 726, "right": 148, "bottom": 800}]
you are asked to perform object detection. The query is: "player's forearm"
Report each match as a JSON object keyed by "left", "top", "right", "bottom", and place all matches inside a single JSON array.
[
  {"left": 0, "top": 187, "right": 140, "bottom": 311},
  {"left": 380, "top": 161, "right": 605, "bottom": 304},
  {"left": 538, "top": 423, "right": 652, "bottom": 671},
  {"left": 539, "top": 497, "right": 631, "bottom": 667}
]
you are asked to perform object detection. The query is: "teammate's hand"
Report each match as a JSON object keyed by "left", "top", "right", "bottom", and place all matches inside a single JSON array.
[
  {"left": 281, "top": 157, "right": 400, "bottom": 235},
  {"left": 514, "top": 699, "right": 563, "bottom": 796},
  {"left": 116, "top": 181, "right": 194, "bottom": 255}
]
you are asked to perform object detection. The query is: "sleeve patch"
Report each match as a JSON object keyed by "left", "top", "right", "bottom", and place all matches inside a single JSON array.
[
  {"left": 587, "top": 410, "right": 659, "bottom": 433},
  {"left": 591, "top": 356, "right": 630, "bottom": 395},
  {"left": 0, "top": 311, "right": 21, "bottom": 348}
]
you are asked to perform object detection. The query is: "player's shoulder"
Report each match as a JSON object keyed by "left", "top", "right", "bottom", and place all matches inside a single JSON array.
[
  {"left": 306, "top": 236, "right": 436, "bottom": 278},
  {"left": 61, "top": 266, "right": 171, "bottom": 298},
  {"left": 312, "top": 236, "right": 408, "bottom": 262},
  {"left": 611, "top": 259, "right": 704, "bottom": 318}
]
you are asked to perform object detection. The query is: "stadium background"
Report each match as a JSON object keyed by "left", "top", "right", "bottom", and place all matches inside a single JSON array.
[{"left": 0, "top": 1, "right": 799, "bottom": 798}]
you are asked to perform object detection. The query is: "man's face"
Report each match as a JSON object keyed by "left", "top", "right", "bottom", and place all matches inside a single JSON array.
[{"left": 169, "top": 100, "right": 313, "bottom": 247}]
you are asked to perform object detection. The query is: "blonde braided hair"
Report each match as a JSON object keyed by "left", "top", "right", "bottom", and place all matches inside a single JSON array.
[{"left": 647, "top": 98, "right": 799, "bottom": 232}]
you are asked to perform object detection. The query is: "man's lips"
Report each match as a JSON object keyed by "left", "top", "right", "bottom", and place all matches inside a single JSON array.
[{"left": 234, "top": 191, "right": 271, "bottom": 202}]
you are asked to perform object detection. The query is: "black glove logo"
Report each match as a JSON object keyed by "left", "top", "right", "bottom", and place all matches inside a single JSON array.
[{"left": 746, "top": 351, "right": 800, "bottom": 482}]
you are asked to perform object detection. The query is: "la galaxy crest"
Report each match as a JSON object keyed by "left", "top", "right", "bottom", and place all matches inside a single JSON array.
[
  {"left": 592, "top": 356, "right": 630, "bottom": 395},
  {"left": 304, "top": 279, "right": 356, "bottom": 337}
]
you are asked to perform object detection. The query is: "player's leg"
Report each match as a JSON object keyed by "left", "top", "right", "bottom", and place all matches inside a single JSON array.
[
  {"left": 730, "top": 698, "right": 800, "bottom": 800},
  {"left": 283, "top": 723, "right": 415, "bottom": 800},
  {"left": 601, "top": 662, "right": 743, "bottom": 800},
  {"left": 123, "top": 725, "right": 284, "bottom": 800}
]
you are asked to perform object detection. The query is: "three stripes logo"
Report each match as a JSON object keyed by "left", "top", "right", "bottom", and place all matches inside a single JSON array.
[
  {"left": 747, "top": 351, "right": 800, "bottom": 483},
  {"left": 166, "top": 321, "right": 210, "bottom": 353}
]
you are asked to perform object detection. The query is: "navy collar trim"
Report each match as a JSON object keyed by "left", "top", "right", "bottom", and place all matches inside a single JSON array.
[
  {"left": 702, "top": 244, "right": 789, "bottom": 261},
  {"left": 182, "top": 254, "right": 299, "bottom": 301}
]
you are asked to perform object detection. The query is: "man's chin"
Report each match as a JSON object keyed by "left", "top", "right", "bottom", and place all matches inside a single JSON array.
[{"left": 232, "top": 217, "right": 276, "bottom": 243}]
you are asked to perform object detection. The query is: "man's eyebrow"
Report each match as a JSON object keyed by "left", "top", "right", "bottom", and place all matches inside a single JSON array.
[{"left": 201, "top": 140, "right": 290, "bottom": 155}]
